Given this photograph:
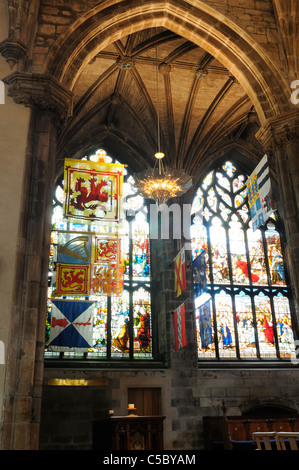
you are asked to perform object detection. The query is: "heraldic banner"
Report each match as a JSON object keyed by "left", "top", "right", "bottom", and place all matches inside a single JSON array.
[
  {"left": 174, "top": 302, "right": 187, "bottom": 351},
  {"left": 246, "top": 155, "right": 273, "bottom": 231},
  {"left": 57, "top": 231, "right": 92, "bottom": 265},
  {"left": 56, "top": 263, "right": 90, "bottom": 296},
  {"left": 63, "top": 158, "right": 124, "bottom": 225},
  {"left": 90, "top": 263, "right": 124, "bottom": 297},
  {"left": 48, "top": 300, "right": 95, "bottom": 351},
  {"left": 90, "top": 233, "right": 124, "bottom": 296},
  {"left": 174, "top": 248, "right": 187, "bottom": 298}
]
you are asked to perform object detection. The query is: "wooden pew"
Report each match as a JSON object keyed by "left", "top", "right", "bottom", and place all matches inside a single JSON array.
[
  {"left": 203, "top": 401, "right": 299, "bottom": 450},
  {"left": 275, "top": 432, "right": 299, "bottom": 450},
  {"left": 252, "top": 431, "right": 277, "bottom": 450}
]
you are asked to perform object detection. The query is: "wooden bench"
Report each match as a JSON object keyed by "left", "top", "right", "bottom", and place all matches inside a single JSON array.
[
  {"left": 252, "top": 431, "right": 299, "bottom": 450},
  {"left": 203, "top": 401, "right": 299, "bottom": 450}
]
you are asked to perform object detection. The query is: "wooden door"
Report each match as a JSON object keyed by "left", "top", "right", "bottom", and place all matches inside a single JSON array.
[{"left": 128, "top": 388, "right": 161, "bottom": 415}]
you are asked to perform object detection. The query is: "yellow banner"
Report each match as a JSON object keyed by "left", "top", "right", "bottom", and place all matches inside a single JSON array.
[{"left": 63, "top": 158, "right": 124, "bottom": 225}]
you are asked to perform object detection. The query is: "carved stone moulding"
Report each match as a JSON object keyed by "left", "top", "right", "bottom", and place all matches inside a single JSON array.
[
  {"left": 256, "top": 110, "right": 299, "bottom": 156},
  {"left": 2, "top": 71, "right": 73, "bottom": 125},
  {"left": 0, "top": 39, "right": 27, "bottom": 69}
]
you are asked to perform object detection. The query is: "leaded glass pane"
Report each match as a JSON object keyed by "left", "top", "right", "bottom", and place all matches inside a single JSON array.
[
  {"left": 247, "top": 226, "right": 267, "bottom": 284},
  {"left": 216, "top": 291, "right": 236, "bottom": 358},
  {"left": 45, "top": 149, "right": 152, "bottom": 361},
  {"left": 209, "top": 219, "right": 229, "bottom": 284},
  {"left": 255, "top": 293, "right": 277, "bottom": 358},
  {"left": 91, "top": 297, "right": 108, "bottom": 356},
  {"left": 132, "top": 212, "right": 150, "bottom": 280},
  {"left": 274, "top": 294, "right": 295, "bottom": 358},
  {"left": 133, "top": 287, "right": 152, "bottom": 357},
  {"left": 229, "top": 221, "right": 249, "bottom": 285},
  {"left": 195, "top": 294, "right": 215, "bottom": 358},
  {"left": 235, "top": 293, "right": 257, "bottom": 358},
  {"left": 111, "top": 290, "right": 130, "bottom": 357},
  {"left": 265, "top": 223, "right": 286, "bottom": 286},
  {"left": 192, "top": 159, "right": 295, "bottom": 363}
]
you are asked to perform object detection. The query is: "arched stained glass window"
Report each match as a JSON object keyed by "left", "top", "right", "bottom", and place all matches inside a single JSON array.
[
  {"left": 45, "top": 149, "right": 152, "bottom": 362},
  {"left": 191, "top": 160, "right": 295, "bottom": 362}
]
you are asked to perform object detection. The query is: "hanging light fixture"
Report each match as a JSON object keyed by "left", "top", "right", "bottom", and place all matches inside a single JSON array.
[
  {"left": 135, "top": 31, "right": 192, "bottom": 206},
  {"left": 135, "top": 151, "right": 193, "bottom": 206}
]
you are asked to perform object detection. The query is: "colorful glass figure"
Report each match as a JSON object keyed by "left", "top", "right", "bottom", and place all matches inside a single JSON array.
[
  {"left": 191, "top": 160, "right": 295, "bottom": 361},
  {"left": 45, "top": 149, "right": 152, "bottom": 361}
]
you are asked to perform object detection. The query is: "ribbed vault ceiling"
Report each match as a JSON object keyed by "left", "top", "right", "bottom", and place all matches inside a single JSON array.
[{"left": 57, "top": 28, "right": 260, "bottom": 175}]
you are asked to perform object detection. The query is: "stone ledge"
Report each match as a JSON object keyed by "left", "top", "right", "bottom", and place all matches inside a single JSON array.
[{"left": 2, "top": 71, "right": 73, "bottom": 125}]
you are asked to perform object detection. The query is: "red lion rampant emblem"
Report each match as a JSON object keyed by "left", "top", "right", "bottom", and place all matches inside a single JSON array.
[{"left": 70, "top": 176, "right": 109, "bottom": 211}]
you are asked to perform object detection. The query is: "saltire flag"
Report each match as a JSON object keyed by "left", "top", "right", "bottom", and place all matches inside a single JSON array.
[
  {"left": 193, "top": 250, "right": 207, "bottom": 298},
  {"left": 63, "top": 158, "right": 124, "bottom": 225},
  {"left": 174, "top": 303, "right": 187, "bottom": 351},
  {"left": 198, "top": 299, "right": 213, "bottom": 349},
  {"left": 246, "top": 155, "right": 273, "bottom": 231},
  {"left": 57, "top": 231, "right": 92, "bottom": 265},
  {"left": 48, "top": 300, "right": 94, "bottom": 351},
  {"left": 174, "top": 248, "right": 186, "bottom": 298},
  {"left": 55, "top": 263, "right": 90, "bottom": 296}
]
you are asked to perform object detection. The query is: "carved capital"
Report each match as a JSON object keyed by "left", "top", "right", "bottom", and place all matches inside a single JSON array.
[
  {"left": 2, "top": 72, "right": 73, "bottom": 126},
  {"left": 255, "top": 110, "right": 299, "bottom": 156},
  {"left": 0, "top": 39, "right": 27, "bottom": 69}
]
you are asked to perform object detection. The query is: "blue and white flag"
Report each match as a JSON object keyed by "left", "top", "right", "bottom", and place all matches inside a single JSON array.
[
  {"left": 48, "top": 300, "right": 95, "bottom": 351},
  {"left": 246, "top": 155, "right": 273, "bottom": 231}
]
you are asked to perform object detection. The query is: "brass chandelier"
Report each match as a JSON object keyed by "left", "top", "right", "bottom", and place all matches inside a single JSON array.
[
  {"left": 135, "top": 32, "right": 192, "bottom": 206},
  {"left": 135, "top": 151, "right": 192, "bottom": 206}
]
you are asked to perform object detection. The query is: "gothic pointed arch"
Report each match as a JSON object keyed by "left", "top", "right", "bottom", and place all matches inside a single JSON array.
[{"left": 42, "top": 0, "right": 291, "bottom": 124}]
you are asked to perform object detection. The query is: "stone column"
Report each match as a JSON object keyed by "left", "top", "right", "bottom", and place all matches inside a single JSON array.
[
  {"left": 149, "top": 198, "right": 199, "bottom": 448},
  {"left": 0, "top": 72, "right": 72, "bottom": 450},
  {"left": 256, "top": 110, "right": 299, "bottom": 333}
]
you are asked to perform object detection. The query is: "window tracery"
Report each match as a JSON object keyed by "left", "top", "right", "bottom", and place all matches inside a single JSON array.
[
  {"left": 45, "top": 149, "right": 152, "bottom": 361},
  {"left": 191, "top": 160, "right": 295, "bottom": 361}
]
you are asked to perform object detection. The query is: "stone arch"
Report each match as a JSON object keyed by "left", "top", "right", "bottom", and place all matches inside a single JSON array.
[
  {"left": 240, "top": 399, "right": 299, "bottom": 417},
  {"left": 44, "top": 0, "right": 291, "bottom": 125}
]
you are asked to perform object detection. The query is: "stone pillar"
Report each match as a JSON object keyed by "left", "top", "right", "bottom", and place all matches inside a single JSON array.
[
  {"left": 0, "top": 72, "right": 72, "bottom": 450},
  {"left": 150, "top": 198, "right": 199, "bottom": 448},
  {"left": 256, "top": 110, "right": 299, "bottom": 333}
]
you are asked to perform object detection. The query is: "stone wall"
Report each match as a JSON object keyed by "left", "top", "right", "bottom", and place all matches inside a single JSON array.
[
  {"left": 39, "top": 226, "right": 299, "bottom": 451},
  {"left": 39, "top": 367, "right": 299, "bottom": 450},
  {"left": 30, "top": 0, "right": 284, "bottom": 77},
  {"left": 1, "top": 0, "right": 298, "bottom": 451},
  {"left": 0, "top": 61, "right": 31, "bottom": 430}
]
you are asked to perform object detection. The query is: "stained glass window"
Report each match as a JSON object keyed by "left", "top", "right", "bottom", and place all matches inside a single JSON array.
[
  {"left": 45, "top": 149, "right": 152, "bottom": 361},
  {"left": 191, "top": 160, "right": 295, "bottom": 362}
]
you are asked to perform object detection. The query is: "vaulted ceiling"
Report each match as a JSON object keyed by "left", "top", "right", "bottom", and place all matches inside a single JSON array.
[{"left": 57, "top": 28, "right": 262, "bottom": 179}]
